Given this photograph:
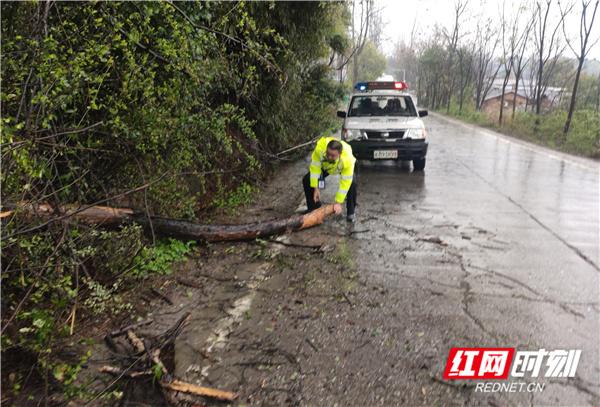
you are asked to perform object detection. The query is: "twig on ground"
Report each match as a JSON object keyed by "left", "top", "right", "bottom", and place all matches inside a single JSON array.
[
  {"left": 150, "top": 288, "right": 174, "bottom": 305},
  {"left": 108, "top": 319, "right": 153, "bottom": 338},
  {"left": 342, "top": 292, "right": 354, "bottom": 307},
  {"left": 176, "top": 277, "right": 202, "bottom": 289}
]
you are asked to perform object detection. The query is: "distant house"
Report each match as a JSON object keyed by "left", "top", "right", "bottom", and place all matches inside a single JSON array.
[
  {"left": 481, "top": 90, "right": 529, "bottom": 119},
  {"left": 480, "top": 78, "right": 567, "bottom": 119}
]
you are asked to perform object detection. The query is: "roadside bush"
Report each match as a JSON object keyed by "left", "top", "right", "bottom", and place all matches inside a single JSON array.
[
  {"left": 1, "top": 1, "right": 349, "bottom": 400},
  {"left": 1, "top": 220, "right": 195, "bottom": 399},
  {"left": 563, "top": 110, "right": 600, "bottom": 158}
]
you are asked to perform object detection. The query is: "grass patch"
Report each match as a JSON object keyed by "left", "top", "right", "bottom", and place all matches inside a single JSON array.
[
  {"left": 327, "top": 240, "right": 354, "bottom": 269},
  {"left": 442, "top": 104, "right": 600, "bottom": 158}
]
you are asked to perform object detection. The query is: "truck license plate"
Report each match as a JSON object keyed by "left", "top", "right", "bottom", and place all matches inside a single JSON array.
[{"left": 374, "top": 150, "right": 398, "bottom": 159}]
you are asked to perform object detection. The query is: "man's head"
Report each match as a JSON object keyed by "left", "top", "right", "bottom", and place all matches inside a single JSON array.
[{"left": 325, "top": 140, "right": 343, "bottom": 162}]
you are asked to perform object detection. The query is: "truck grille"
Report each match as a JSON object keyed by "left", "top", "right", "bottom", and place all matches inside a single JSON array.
[{"left": 365, "top": 131, "right": 405, "bottom": 139}]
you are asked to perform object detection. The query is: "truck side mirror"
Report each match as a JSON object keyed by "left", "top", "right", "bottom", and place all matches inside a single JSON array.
[
  {"left": 337, "top": 111, "right": 347, "bottom": 118},
  {"left": 418, "top": 110, "right": 428, "bottom": 117}
]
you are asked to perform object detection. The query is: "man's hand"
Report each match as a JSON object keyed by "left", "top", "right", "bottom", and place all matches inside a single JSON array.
[
  {"left": 333, "top": 203, "right": 342, "bottom": 215},
  {"left": 313, "top": 188, "right": 321, "bottom": 203}
]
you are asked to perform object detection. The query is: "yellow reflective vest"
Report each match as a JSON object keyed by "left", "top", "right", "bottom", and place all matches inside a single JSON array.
[{"left": 309, "top": 136, "right": 356, "bottom": 204}]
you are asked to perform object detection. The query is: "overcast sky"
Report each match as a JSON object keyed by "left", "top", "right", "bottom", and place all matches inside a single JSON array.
[{"left": 377, "top": 0, "right": 600, "bottom": 60}]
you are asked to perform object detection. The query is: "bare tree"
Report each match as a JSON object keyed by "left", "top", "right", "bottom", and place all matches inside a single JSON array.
[
  {"left": 390, "top": 40, "right": 418, "bottom": 84},
  {"left": 443, "top": 0, "right": 469, "bottom": 113},
  {"left": 418, "top": 28, "right": 449, "bottom": 109},
  {"left": 335, "top": 0, "right": 373, "bottom": 83},
  {"left": 533, "top": 0, "right": 571, "bottom": 115},
  {"left": 499, "top": 4, "right": 531, "bottom": 125},
  {"left": 523, "top": 54, "right": 539, "bottom": 111},
  {"left": 473, "top": 19, "right": 501, "bottom": 110},
  {"left": 351, "top": 0, "right": 373, "bottom": 83},
  {"left": 559, "top": 0, "right": 599, "bottom": 137},
  {"left": 512, "top": 14, "right": 534, "bottom": 119},
  {"left": 368, "top": 7, "right": 385, "bottom": 48},
  {"left": 456, "top": 44, "right": 475, "bottom": 112}
]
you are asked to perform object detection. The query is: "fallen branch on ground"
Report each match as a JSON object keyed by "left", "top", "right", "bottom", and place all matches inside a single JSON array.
[
  {"left": 2, "top": 203, "right": 336, "bottom": 242},
  {"left": 98, "top": 312, "right": 238, "bottom": 403},
  {"left": 161, "top": 380, "right": 238, "bottom": 401}
]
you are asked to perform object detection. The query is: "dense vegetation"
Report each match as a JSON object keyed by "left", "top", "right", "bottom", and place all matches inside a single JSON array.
[{"left": 1, "top": 1, "right": 348, "bottom": 400}]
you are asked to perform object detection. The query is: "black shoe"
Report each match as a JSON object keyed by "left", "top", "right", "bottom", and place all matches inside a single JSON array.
[{"left": 346, "top": 213, "right": 356, "bottom": 223}]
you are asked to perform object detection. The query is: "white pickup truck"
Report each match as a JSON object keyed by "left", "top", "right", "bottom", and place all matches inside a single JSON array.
[{"left": 337, "top": 81, "right": 429, "bottom": 171}]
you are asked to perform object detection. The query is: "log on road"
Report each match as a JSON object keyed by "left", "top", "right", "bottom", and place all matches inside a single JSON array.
[
  {"left": 135, "top": 205, "right": 335, "bottom": 241},
  {"left": 2, "top": 203, "right": 336, "bottom": 242}
]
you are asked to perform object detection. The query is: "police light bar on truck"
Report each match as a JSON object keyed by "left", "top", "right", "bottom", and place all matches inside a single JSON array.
[{"left": 354, "top": 81, "right": 408, "bottom": 92}]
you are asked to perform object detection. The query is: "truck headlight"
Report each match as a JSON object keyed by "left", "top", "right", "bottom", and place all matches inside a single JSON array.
[
  {"left": 343, "top": 129, "right": 363, "bottom": 141},
  {"left": 406, "top": 128, "right": 427, "bottom": 139}
]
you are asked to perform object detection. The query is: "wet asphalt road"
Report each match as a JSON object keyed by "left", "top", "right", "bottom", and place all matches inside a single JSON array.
[{"left": 346, "top": 113, "right": 599, "bottom": 405}]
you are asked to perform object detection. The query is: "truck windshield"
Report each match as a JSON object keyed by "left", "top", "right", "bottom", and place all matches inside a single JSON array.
[{"left": 348, "top": 95, "right": 417, "bottom": 117}]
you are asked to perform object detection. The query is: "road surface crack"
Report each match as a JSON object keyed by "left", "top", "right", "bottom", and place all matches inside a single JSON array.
[
  {"left": 468, "top": 265, "right": 586, "bottom": 318},
  {"left": 459, "top": 161, "right": 599, "bottom": 272}
]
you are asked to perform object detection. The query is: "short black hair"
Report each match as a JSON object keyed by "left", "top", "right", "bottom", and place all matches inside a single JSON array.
[{"left": 327, "top": 140, "right": 343, "bottom": 153}]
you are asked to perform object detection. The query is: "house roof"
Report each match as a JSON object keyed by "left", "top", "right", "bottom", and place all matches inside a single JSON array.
[{"left": 483, "top": 89, "right": 528, "bottom": 102}]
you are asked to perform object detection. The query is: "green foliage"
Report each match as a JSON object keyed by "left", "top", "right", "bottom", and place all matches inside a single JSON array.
[
  {"left": 327, "top": 240, "right": 354, "bottom": 268},
  {"left": 82, "top": 278, "right": 132, "bottom": 315},
  {"left": 446, "top": 102, "right": 491, "bottom": 126},
  {"left": 505, "top": 110, "right": 600, "bottom": 157},
  {"left": 575, "top": 73, "right": 600, "bottom": 110},
  {"left": 241, "top": 2, "right": 348, "bottom": 153},
  {"left": 152, "top": 362, "right": 164, "bottom": 383},
  {"left": 1, "top": 1, "right": 350, "bottom": 400},
  {"left": 2, "top": 2, "right": 346, "bottom": 218},
  {"left": 52, "top": 351, "right": 92, "bottom": 398},
  {"left": 212, "top": 181, "right": 257, "bottom": 212},
  {"left": 350, "top": 40, "right": 387, "bottom": 83},
  {"left": 1, "top": 222, "right": 194, "bottom": 400},
  {"left": 130, "top": 238, "right": 195, "bottom": 278}
]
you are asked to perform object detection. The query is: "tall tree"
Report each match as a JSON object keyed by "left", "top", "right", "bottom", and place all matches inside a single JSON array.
[
  {"left": 512, "top": 14, "right": 534, "bottom": 119},
  {"left": 418, "top": 29, "right": 449, "bottom": 109},
  {"left": 443, "top": 0, "right": 469, "bottom": 113},
  {"left": 353, "top": 40, "right": 387, "bottom": 81},
  {"left": 473, "top": 18, "right": 501, "bottom": 110},
  {"left": 499, "top": 3, "right": 531, "bottom": 125},
  {"left": 456, "top": 44, "right": 475, "bottom": 113},
  {"left": 560, "top": 0, "right": 599, "bottom": 137},
  {"left": 334, "top": 0, "right": 373, "bottom": 83},
  {"left": 389, "top": 40, "right": 418, "bottom": 84},
  {"left": 533, "top": 0, "right": 571, "bottom": 115}
]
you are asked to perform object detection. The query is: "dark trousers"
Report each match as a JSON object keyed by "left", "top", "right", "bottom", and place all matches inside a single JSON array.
[{"left": 302, "top": 171, "right": 357, "bottom": 215}]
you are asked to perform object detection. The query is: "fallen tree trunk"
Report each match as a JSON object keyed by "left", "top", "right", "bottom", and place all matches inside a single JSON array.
[
  {"left": 135, "top": 205, "right": 335, "bottom": 241},
  {"left": 1, "top": 203, "right": 133, "bottom": 225},
  {"left": 1, "top": 203, "right": 335, "bottom": 242}
]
